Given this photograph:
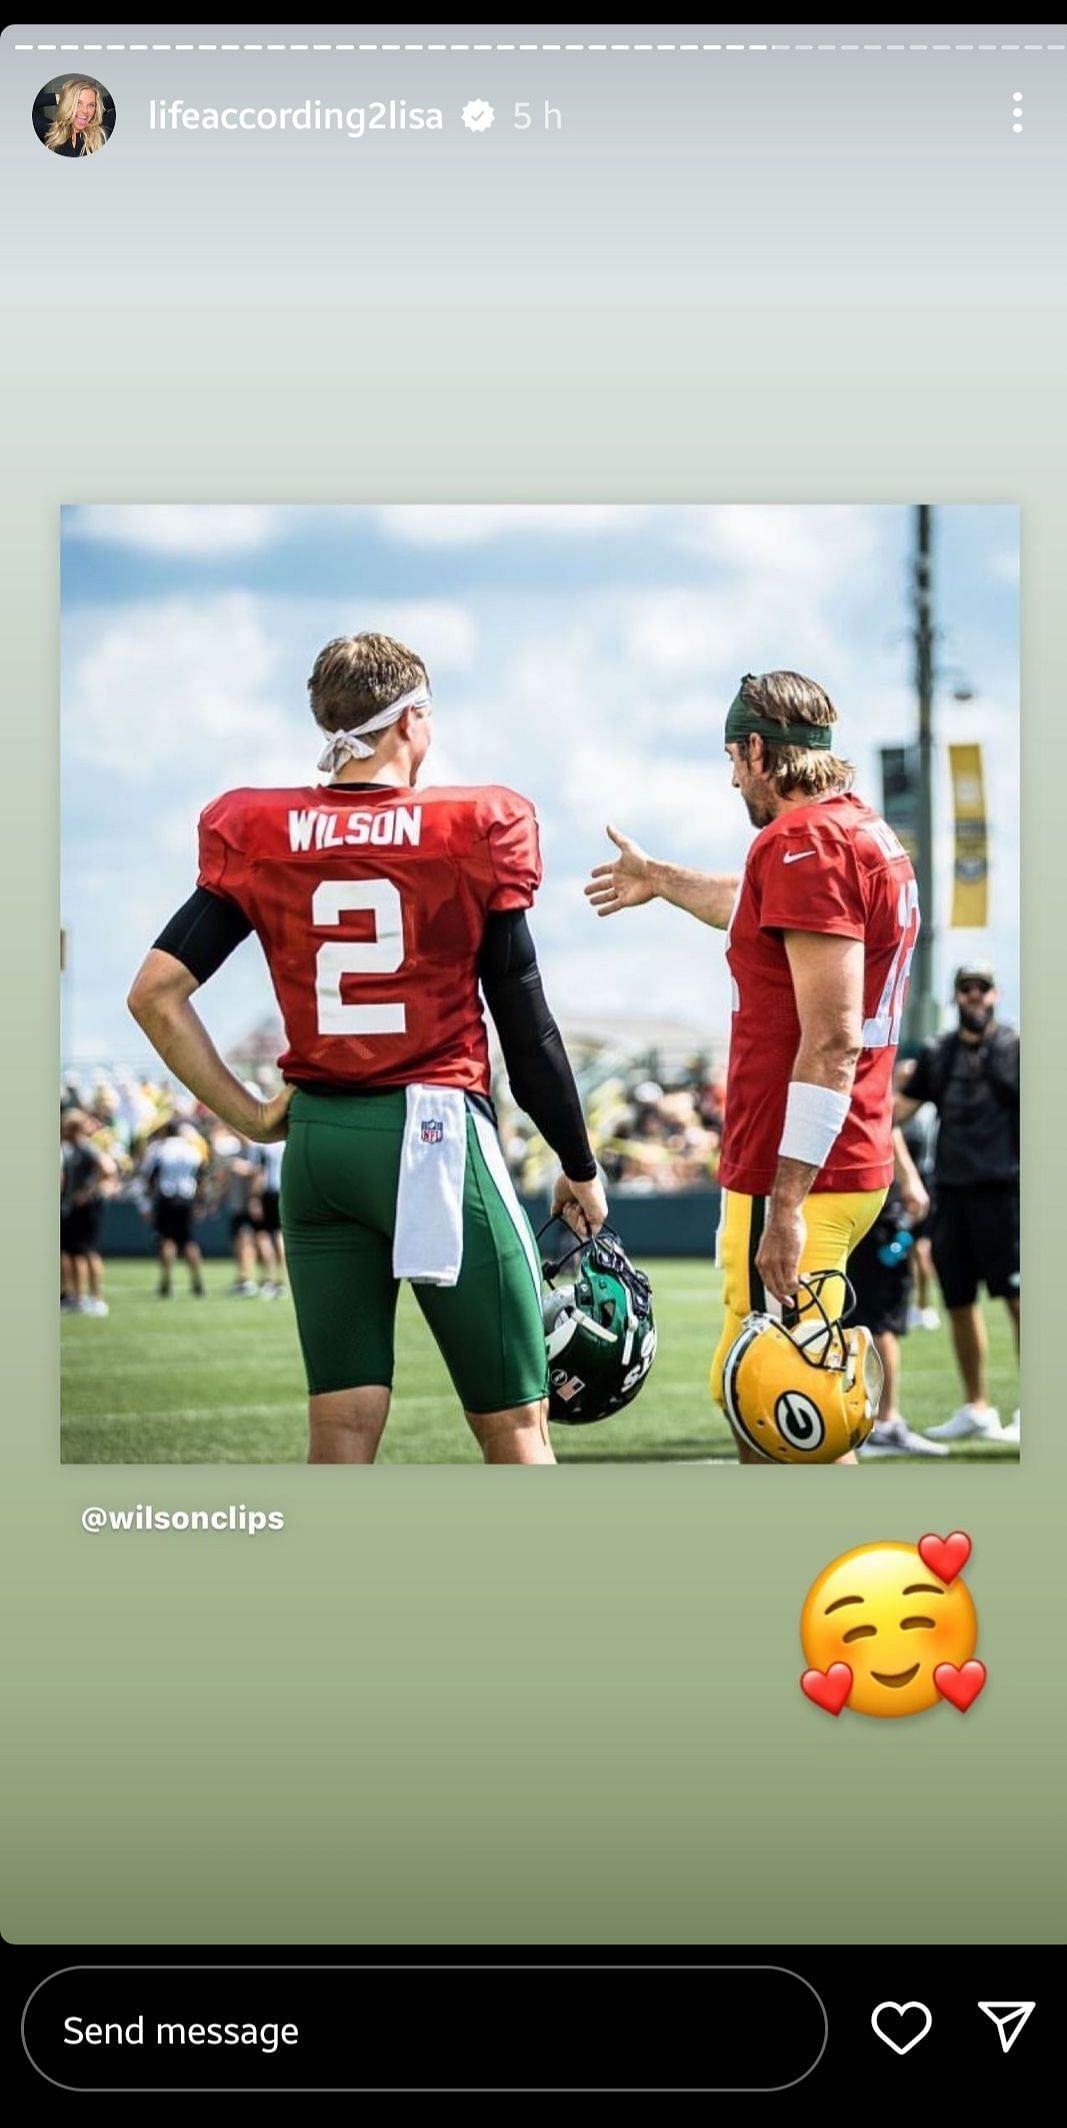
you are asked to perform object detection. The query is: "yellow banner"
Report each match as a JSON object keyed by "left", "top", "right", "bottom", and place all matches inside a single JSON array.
[{"left": 949, "top": 743, "right": 988, "bottom": 928}]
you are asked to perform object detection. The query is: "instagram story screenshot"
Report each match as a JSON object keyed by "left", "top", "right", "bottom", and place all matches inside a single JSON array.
[{"left": 0, "top": 16, "right": 1062, "bottom": 2100}]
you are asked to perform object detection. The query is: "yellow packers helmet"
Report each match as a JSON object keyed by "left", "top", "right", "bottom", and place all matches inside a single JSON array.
[{"left": 720, "top": 1271, "right": 884, "bottom": 1464}]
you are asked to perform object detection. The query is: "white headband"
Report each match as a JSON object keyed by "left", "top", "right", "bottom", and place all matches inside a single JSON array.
[{"left": 317, "top": 685, "right": 431, "bottom": 775}]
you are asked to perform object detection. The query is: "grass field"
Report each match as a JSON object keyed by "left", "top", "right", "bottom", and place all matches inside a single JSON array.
[{"left": 61, "top": 1257, "right": 1020, "bottom": 1465}]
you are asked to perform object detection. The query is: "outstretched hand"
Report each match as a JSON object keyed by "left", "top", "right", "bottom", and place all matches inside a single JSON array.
[{"left": 584, "top": 824, "right": 656, "bottom": 918}]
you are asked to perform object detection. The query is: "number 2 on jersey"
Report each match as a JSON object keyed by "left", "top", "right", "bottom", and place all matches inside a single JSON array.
[
  {"left": 862, "top": 878, "right": 920, "bottom": 1048},
  {"left": 313, "top": 878, "right": 406, "bottom": 1035}
]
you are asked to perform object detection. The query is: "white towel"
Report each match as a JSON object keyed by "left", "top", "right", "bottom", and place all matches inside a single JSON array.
[{"left": 392, "top": 1085, "right": 467, "bottom": 1285}]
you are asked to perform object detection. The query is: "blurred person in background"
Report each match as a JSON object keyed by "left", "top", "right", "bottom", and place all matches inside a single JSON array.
[
  {"left": 597, "top": 1076, "right": 720, "bottom": 1193},
  {"left": 896, "top": 960, "right": 1019, "bottom": 1444},
  {"left": 140, "top": 1117, "right": 207, "bottom": 1299},
  {"left": 250, "top": 1137, "right": 287, "bottom": 1298},
  {"left": 209, "top": 1122, "right": 265, "bottom": 1299},
  {"left": 697, "top": 1076, "right": 727, "bottom": 1136},
  {"left": 112, "top": 1068, "right": 157, "bottom": 1152},
  {"left": 894, "top": 1055, "right": 941, "bottom": 1331},
  {"left": 60, "top": 1109, "right": 115, "bottom": 1316},
  {"left": 853, "top": 1128, "right": 947, "bottom": 1458}
]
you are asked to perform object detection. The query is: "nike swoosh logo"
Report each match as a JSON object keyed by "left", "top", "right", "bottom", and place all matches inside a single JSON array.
[{"left": 783, "top": 850, "right": 816, "bottom": 864}]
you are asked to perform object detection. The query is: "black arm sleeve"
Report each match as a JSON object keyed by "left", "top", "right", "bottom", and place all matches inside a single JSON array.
[
  {"left": 479, "top": 910, "right": 597, "bottom": 1182},
  {"left": 152, "top": 887, "right": 253, "bottom": 984}
]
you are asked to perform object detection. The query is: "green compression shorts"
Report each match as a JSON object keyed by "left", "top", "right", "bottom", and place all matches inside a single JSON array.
[{"left": 281, "top": 1088, "right": 549, "bottom": 1412}]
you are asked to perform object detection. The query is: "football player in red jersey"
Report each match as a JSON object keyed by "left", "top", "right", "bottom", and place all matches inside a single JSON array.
[
  {"left": 586, "top": 670, "right": 920, "bottom": 1465},
  {"left": 128, "top": 631, "right": 606, "bottom": 1465}
]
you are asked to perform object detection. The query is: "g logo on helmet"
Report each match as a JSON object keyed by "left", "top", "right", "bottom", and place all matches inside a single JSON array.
[
  {"left": 720, "top": 1271, "right": 883, "bottom": 1464},
  {"left": 774, "top": 1389, "right": 825, "bottom": 1455}
]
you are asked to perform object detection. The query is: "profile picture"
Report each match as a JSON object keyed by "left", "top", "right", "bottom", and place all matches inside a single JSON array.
[{"left": 33, "top": 75, "right": 115, "bottom": 158}]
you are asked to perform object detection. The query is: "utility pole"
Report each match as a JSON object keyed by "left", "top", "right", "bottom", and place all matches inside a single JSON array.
[{"left": 907, "top": 504, "right": 938, "bottom": 1043}]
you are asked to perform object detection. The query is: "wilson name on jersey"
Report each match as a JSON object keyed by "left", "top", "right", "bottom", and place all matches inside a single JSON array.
[
  {"left": 197, "top": 782, "right": 541, "bottom": 1092},
  {"left": 720, "top": 793, "right": 919, "bottom": 1195}
]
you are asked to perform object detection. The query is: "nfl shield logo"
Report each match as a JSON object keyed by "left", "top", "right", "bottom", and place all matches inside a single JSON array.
[{"left": 421, "top": 1117, "right": 444, "bottom": 1145}]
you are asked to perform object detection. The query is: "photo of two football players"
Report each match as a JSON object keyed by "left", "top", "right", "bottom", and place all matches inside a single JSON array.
[{"left": 129, "top": 639, "right": 910, "bottom": 1466}]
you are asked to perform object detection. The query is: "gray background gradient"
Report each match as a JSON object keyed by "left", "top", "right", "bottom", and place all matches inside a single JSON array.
[{"left": 1, "top": 22, "right": 1062, "bottom": 1944}]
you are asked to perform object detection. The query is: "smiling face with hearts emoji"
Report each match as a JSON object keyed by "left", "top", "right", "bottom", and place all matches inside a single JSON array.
[{"left": 800, "top": 1536, "right": 983, "bottom": 1718}]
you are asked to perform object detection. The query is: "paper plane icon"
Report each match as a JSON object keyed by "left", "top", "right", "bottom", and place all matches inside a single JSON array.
[{"left": 977, "top": 2002, "right": 1036, "bottom": 2054}]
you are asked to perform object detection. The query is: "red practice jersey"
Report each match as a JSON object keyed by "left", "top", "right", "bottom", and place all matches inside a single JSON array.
[
  {"left": 197, "top": 781, "right": 542, "bottom": 1094},
  {"left": 718, "top": 793, "right": 920, "bottom": 1195}
]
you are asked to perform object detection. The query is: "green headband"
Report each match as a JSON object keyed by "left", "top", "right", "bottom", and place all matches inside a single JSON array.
[{"left": 724, "top": 681, "right": 833, "bottom": 751}]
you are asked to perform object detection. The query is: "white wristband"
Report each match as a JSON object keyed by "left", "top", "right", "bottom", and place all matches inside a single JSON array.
[{"left": 778, "top": 1081, "right": 851, "bottom": 1169}]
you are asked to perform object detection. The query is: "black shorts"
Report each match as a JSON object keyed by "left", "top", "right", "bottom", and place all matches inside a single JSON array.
[
  {"left": 155, "top": 1199, "right": 194, "bottom": 1248},
  {"left": 259, "top": 1189, "right": 281, "bottom": 1237},
  {"left": 61, "top": 1202, "right": 101, "bottom": 1256},
  {"left": 932, "top": 1182, "right": 1020, "bottom": 1310},
  {"left": 230, "top": 1209, "right": 255, "bottom": 1240},
  {"left": 847, "top": 1210, "right": 911, "bottom": 1338}
]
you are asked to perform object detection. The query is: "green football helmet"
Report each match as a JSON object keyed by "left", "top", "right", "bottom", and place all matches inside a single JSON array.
[{"left": 540, "top": 1225, "right": 657, "bottom": 1425}]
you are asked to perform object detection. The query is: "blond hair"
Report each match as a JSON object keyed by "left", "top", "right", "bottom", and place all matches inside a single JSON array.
[
  {"left": 45, "top": 79, "right": 107, "bottom": 155},
  {"left": 307, "top": 632, "right": 430, "bottom": 736},
  {"left": 739, "top": 670, "right": 853, "bottom": 798}
]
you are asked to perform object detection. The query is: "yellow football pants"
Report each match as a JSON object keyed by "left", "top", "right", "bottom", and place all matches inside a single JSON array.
[{"left": 709, "top": 1186, "right": 887, "bottom": 1411}]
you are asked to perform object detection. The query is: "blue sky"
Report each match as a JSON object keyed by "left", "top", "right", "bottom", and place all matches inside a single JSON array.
[{"left": 61, "top": 502, "right": 1019, "bottom": 1068}]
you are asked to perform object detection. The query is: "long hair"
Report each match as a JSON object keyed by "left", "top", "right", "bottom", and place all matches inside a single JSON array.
[
  {"left": 739, "top": 670, "right": 854, "bottom": 798},
  {"left": 45, "top": 80, "right": 107, "bottom": 155}
]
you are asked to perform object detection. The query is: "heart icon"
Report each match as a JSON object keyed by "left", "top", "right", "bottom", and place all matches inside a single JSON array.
[
  {"left": 800, "top": 1663, "right": 852, "bottom": 1716},
  {"left": 918, "top": 1530, "right": 972, "bottom": 1585},
  {"left": 871, "top": 2001, "right": 933, "bottom": 2055},
  {"left": 934, "top": 1659, "right": 987, "bottom": 1711}
]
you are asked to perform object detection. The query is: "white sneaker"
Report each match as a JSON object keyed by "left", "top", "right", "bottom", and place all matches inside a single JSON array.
[
  {"left": 927, "top": 1403, "right": 1003, "bottom": 1442},
  {"left": 919, "top": 1306, "right": 942, "bottom": 1331},
  {"left": 859, "top": 1417, "right": 950, "bottom": 1459},
  {"left": 79, "top": 1297, "right": 110, "bottom": 1317},
  {"left": 1000, "top": 1409, "right": 1021, "bottom": 1444}
]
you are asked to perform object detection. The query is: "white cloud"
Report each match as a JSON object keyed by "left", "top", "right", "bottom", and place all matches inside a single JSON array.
[
  {"left": 626, "top": 583, "right": 849, "bottom": 695},
  {"left": 559, "top": 734, "right": 744, "bottom": 857},
  {"left": 624, "top": 515, "right": 885, "bottom": 689},
  {"left": 65, "top": 504, "right": 287, "bottom": 555},
  {"left": 679, "top": 503, "right": 883, "bottom": 583},
  {"left": 62, "top": 592, "right": 481, "bottom": 793},
  {"left": 345, "top": 601, "right": 480, "bottom": 672},
  {"left": 989, "top": 547, "right": 1021, "bottom": 587},
  {"left": 373, "top": 504, "right": 653, "bottom": 547},
  {"left": 63, "top": 593, "right": 296, "bottom": 788},
  {"left": 537, "top": 920, "right": 736, "bottom": 1064},
  {"left": 622, "top": 505, "right": 888, "bottom": 696}
]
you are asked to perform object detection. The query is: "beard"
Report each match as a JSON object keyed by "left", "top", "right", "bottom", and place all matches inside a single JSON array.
[
  {"left": 958, "top": 1000, "right": 994, "bottom": 1035},
  {"left": 743, "top": 791, "right": 776, "bottom": 829}
]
